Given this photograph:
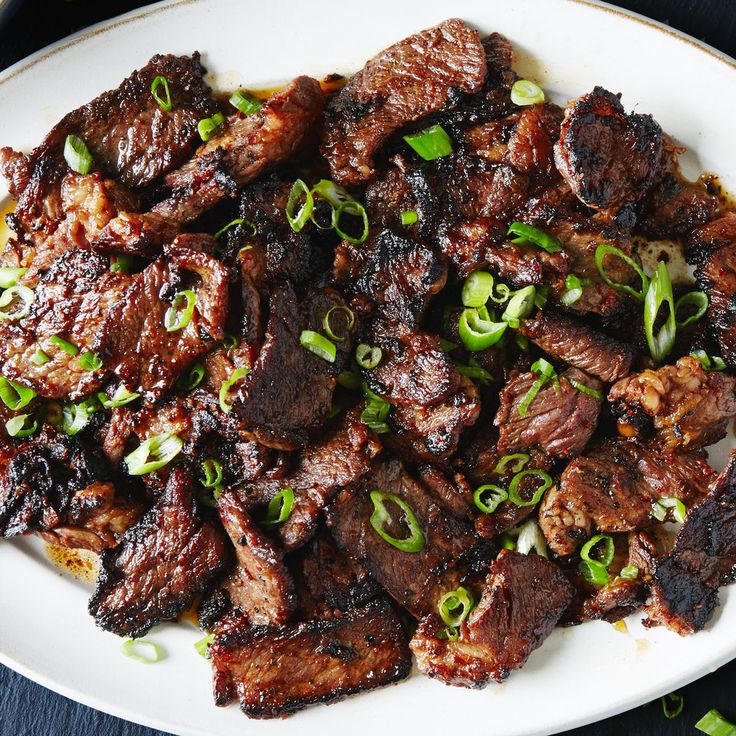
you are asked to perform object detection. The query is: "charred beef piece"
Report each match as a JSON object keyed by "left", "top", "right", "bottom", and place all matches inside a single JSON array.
[
  {"left": 94, "top": 247, "right": 229, "bottom": 401},
  {"left": 608, "top": 356, "right": 736, "bottom": 452},
  {"left": 322, "top": 19, "right": 486, "bottom": 186},
  {"left": 416, "top": 465, "right": 473, "bottom": 520},
  {"left": 232, "top": 283, "right": 352, "bottom": 450},
  {"left": 410, "top": 550, "right": 573, "bottom": 687},
  {"left": 89, "top": 468, "right": 230, "bottom": 637},
  {"left": 210, "top": 598, "right": 411, "bottom": 718},
  {"left": 539, "top": 439, "right": 713, "bottom": 556},
  {"left": 90, "top": 211, "right": 181, "bottom": 259},
  {"left": 216, "top": 489, "right": 296, "bottom": 625},
  {"left": 495, "top": 367, "right": 602, "bottom": 459},
  {"left": 0, "top": 249, "right": 129, "bottom": 399},
  {"left": 152, "top": 77, "right": 324, "bottom": 223},
  {"left": 645, "top": 451, "right": 736, "bottom": 635},
  {"left": 520, "top": 311, "right": 634, "bottom": 383},
  {"left": 554, "top": 86, "right": 664, "bottom": 211},
  {"left": 326, "top": 458, "right": 478, "bottom": 618}
]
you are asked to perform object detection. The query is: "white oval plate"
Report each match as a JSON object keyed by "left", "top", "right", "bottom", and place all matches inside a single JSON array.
[{"left": 1, "top": 1, "right": 735, "bottom": 734}]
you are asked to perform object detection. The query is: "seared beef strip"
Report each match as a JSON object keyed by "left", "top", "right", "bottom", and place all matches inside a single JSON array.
[
  {"left": 608, "top": 355, "right": 736, "bottom": 452},
  {"left": 495, "top": 367, "right": 602, "bottom": 459},
  {"left": 539, "top": 439, "right": 713, "bottom": 556},
  {"left": 411, "top": 550, "right": 573, "bottom": 687},
  {"left": 210, "top": 598, "right": 411, "bottom": 718},
  {"left": 89, "top": 468, "right": 230, "bottom": 637},
  {"left": 554, "top": 86, "right": 664, "bottom": 211},
  {"left": 322, "top": 18, "right": 486, "bottom": 185},
  {"left": 645, "top": 450, "right": 736, "bottom": 635}
]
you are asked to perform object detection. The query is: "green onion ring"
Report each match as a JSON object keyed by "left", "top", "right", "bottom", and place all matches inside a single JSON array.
[
  {"left": 5, "top": 413, "right": 38, "bottom": 438},
  {"left": 507, "top": 469, "right": 553, "bottom": 507},
  {"left": 461, "top": 271, "right": 494, "bottom": 308},
  {"left": 0, "top": 284, "right": 34, "bottom": 321},
  {"left": 125, "top": 432, "right": 183, "bottom": 476},
  {"left": 594, "top": 243, "right": 649, "bottom": 301},
  {"left": 285, "top": 179, "right": 314, "bottom": 233},
  {"left": 262, "top": 487, "right": 295, "bottom": 527},
  {"left": 219, "top": 366, "right": 250, "bottom": 413},
  {"left": 369, "top": 490, "right": 425, "bottom": 553},
  {"left": 150, "top": 75, "right": 172, "bottom": 112},
  {"left": 507, "top": 222, "right": 561, "bottom": 253},
  {"left": 644, "top": 261, "right": 677, "bottom": 363},
  {"left": 510, "top": 79, "right": 545, "bottom": 106},
  {"left": 403, "top": 124, "right": 453, "bottom": 161},
  {"left": 494, "top": 453, "right": 530, "bottom": 475},
  {"left": 120, "top": 639, "right": 165, "bottom": 664},
  {"left": 164, "top": 290, "right": 196, "bottom": 333},
  {"left": 0, "top": 267, "right": 27, "bottom": 289},
  {"left": 323, "top": 305, "right": 355, "bottom": 342},
  {"left": 355, "top": 343, "right": 382, "bottom": 370},
  {"left": 458, "top": 308, "right": 508, "bottom": 351},
  {"left": 438, "top": 586, "right": 475, "bottom": 627},
  {"left": 675, "top": 290, "right": 708, "bottom": 328},
  {"left": 334, "top": 200, "right": 369, "bottom": 245},
  {"left": 63, "top": 134, "right": 94, "bottom": 174},
  {"left": 473, "top": 484, "right": 508, "bottom": 514}
]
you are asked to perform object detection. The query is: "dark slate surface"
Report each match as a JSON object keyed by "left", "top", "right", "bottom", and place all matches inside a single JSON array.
[{"left": 1, "top": 1, "right": 736, "bottom": 734}]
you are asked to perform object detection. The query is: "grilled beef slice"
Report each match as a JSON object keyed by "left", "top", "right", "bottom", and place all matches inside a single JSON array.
[
  {"left": 410, "top": 550, "right": 573, "bottom": 687},
  {"left": 520, "top": 310, "right": 634, "bottom": 382},
  {"left": 322, "top": 18, "right": 486, "bottom": 186},
  {"left": 554, "top": 86, "right": 664, "bottom": 211},
  {"left": 89, "top": 468, "right": 229, "bottom": 637},
  {"left": 495, "top": 367, "right": 602, "bottom": 458},
  {"left": 210, "top": 598, "right": 411, "bottom": 718},
  {"left": 326, "top": 458, "right": 478, "bottom": 618},
  {"left": 608, "top": 355, "right": 736, "bottom": 452},
  {"left": 539, "top": 439, "right": 713, "bottom": 556}
]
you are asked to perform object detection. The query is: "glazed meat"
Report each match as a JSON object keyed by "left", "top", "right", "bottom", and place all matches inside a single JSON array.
[
  {"left": 554, "top": 86, "right": 664, "bottom": 211},
  {"left": 411, "top": 550, "right": 573, "bottom": 687},
  {"left": 210, "top": 599, "right": 411, "bottom": 718},
  {"left": 322, "top": 18, "right": 486, "bottom": 185},
  {"left": 608, "top": 355, "right": 736, "bottom": 452},
  {"left": 89, "top": 468, "right": 230, "bottom": 637}
]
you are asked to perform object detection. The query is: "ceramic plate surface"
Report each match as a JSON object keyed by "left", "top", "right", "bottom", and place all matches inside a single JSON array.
[{"left": 1, "top": 1, "right": 735, "bottom": 734}]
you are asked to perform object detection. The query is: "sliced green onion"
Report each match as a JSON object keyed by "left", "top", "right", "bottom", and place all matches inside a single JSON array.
[
  {"left": 150, "top": 75, "right": 172, "bottom": 112},
  {"left": 620, "top": 564, "right": 639, "bottom": 580},
  {"left": 285, "top": 179, "right": 314, "bottom": 233},
  {"left": 0, "top": 266, "right": 27, "bottom": 289},
  {"left": 438, "top": 586, "right": 475, "bottom": 627},
  {"left": 200, "top": 459, "right": 223, "bottom": 489},
  {"left": 458, "top": 308, "right": 508, "bottom": 351},
  {"left": 462, "top": 271, "right": 494, "bottom": 308},
  {"left": 403, "top": 123, "right": 453, "bottom": 161},
  {"left": 454, "top": 357, "right": 493, "bottom": 384},
  {"left": 0, "top": 284, "right": 34, "bottom": 321},
  {"left": 79, "top": 352, "right": 103, "bottom": 371},
  {"left": 197, "top": 111, "right": 225, "bottom": 142},
  {"left": 675, "top": 290, "right": 708, "bottom": 328},
  {"left": 560, "top": 274, "right": 591, "bottom": 306},
  {"left": 197, "top": 484, "right": 223, "bottom": 509},
  {"left": 507, "top": 222, "right": 562, "bottom": 253},
  {"left": 660, "top": 692, "right": 684, "bottom": 720},
  {"left": 323, "top": 305, "right": 355, "bottom": 342},
  {"left": 176, "top": 361, "right": 205, "bottom": 391},
  {"left": 580, "top": 559, "right": 610, "bottom": 586},
  {"left": 222, "top": 332, "right": 239, "bottom": 351},
  {"left": 214, "top": 217, "right": 256, "bottom": 239},
  {"left": 110, "top": 254, "right": 135, "bottom": 274},
  {"left": 31, "top": 349, "right": 50, "bottom": 366},
  {"left": 361, "top": 390, "right": 391, "bottom": 433},
  {"left": 5, "top": 413, "right": 38, "bottom": 438},
  {"left": 652, "top": 497, "right": 687, "bottom": 524},
  {"left": 401, "top": 210, "right": 418, "bottom": 226},
  {"left": 508, "top": 469, "right": 553, "bottom": 507},
  {"left": 311, "top": 178, "right": 351, "bottom": 208},
  {"left": 437, "top": 626, "right": 460, "bottom": 641},
  {"left": 334, "top": 200, "right": 369, "bottom": 245},
  {"left": 644, "top": 261, "right": 676, "bottom": 363},
  {"left": 695, "top": 709, "right": 736, "bottom": 735},
  {"left": 440, "top": 338, "right": 459, "bottom": 352},
  {"left": 164, "top": 289, "right": 196, "bottom": 332},
  {"left": 120, "top": 639, "right": 165, "bottom": 664},
  {"left": 473, "top": 484, "right": 508, "bottom": 514},
  {"left": 369, "top": 490, "right": 425, "bottom": 553},
  {"left": 63, "top": 134, "right": 94, "bottom": 175},
  {"left": 44, "top": 401, "right": 63, "bottom": 427},
  {"left": 49, "top": 335, "right": 78, "bottom": 356},
  {"left": 0, "top": 377, "right": 36, "bottom": 410},
  {"left": 498, "top": 533, "right": 517, "bottom": 551},
  {"left": 300, "top": 330, "right": 336, "bottom": 363},
  {"left": 690, "top": 350, "right": 727, "bottom": 372},
  {"left": 502, "top": 285, "right": 537, "bottom": 328},
  {"left": 515, "top": 333, "right": 530, "bottom": 352},
  {"left": 337, "top": 370, "right": 361, "bottom": 391},
  {"left": 237, "top": 245, "right": 254, "bottom": 258},
  {"left": 581, "top": 534, "right": 615, "bottom": 566},
  {"left": 495, "top": 453, "right": 530, "bottom": 475},
  {"left": 517, "top": 358, "right": 557, "bottom": 417},
  {"left": 219, "top": 366, "right": 250, "bottom": 413},
  {"left": 594, "top": 243, "right": 649, "bottom": 301},
  {"left": 97, "top": 384, "right": 140, "bottom": 409},
  {"left": 262, "top": 487, "right": 295, "bottom": 527},
  {"left": 125, "top": 432, "right": 183, "bottom": 476},
  {"left": 355, "top": 343, "right": 382, "bottom": 370},
  {"left": 194, "top": 633, "right": 215, "bottom": 659},
  {"left": 569, "top": 379, "right": 604, "bottom": 401},
  {"left": 516, "top": 518, "right": 548, "bottom": 558},
  {"left": 511, "top": 79, "right": 545, "bottom": 106},
  {"left": 229, "top": 90, "right": 262, "bottom": 116},
  {"left": 62, "top": 397, "right": 99, "bottom": 436}
]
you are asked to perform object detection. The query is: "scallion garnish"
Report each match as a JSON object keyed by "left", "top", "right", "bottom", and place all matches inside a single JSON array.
[
  {"left": 31, "top": 349, "right": 50, "bottom": 366},
  {"left": 499, "top": 533, "right": 517, "bottom": 551},
  {"left": 508, "top": 469, "right": 553, "bottom": 507},
  {"left": 644, "top": 261, "right": 676, "bottom": 363},
  {"left": 560, "top": 274, "right": 591, "bottom": 306},
  {"left": 262, "top": 487, "right": 295, "bottom": 527},
  {"left": 125, "top": 432, "right": 183, "bottom": 476},
  {"left": 458, "top": 308, "right": 508, "bottom": 351},
  {"left": 334, "top": 200, "right": 369, "bottom": 245},
  {"left": 690, "top": 350, "right": 727, "bottom": 372},
  {"left": 214, "top": 217, "right": 256, "bottom": 239},
  {"left": 0, "top": 266, "right": 27, "bottom": 289},
  {"left": 79, "top": 352, "right": 103, "bottom": 371},
  {"left": 219, "top": 366, "right": 250, "bottom": 413},
  {"left": 323, "top": 305, "right": 355, "bottom": 342},
  {"left": 652, "top": 496, "right": 687, "bottom": 523},
  {"left": 438, "top": 586, "right": 475, "bottom": 627},
  {"left": 695, "top": 709, "right": 736, "bottom": 735},
  {"left": 510, "top": 79, "right": 545, "bottom": 106},
  {"left": 661, "top": 692, "right": 684, "bottom": 719},
  {"left": 285, "top": 178, "right": 314, "bottom": 232},
  {"left": 337, "top": 370, "right": 361, "bottom": 391},
  {"left": 517, "top": 358, "right": 557, "bottom": 417},
  {"left": 594, "top": 243, "right": 649, "bottom": 301},
  {"left": 361, "top": 390, "right": 391, "bottom": 433},
  {"left": 0, "top": 284, "right": 34, "bottom": 321},
  {"left": 507, "top": 222, "right": 562, "bottom": 253},
  {"left": 516, "top": 518, "right": 548, "bottom": 557},
  {"left": 197, "top": 111, "right": 225, "bottom": 142},
  {"left": 579, "top": 534, "right": 615, "bottom": 586},
  {"left": 164, "top": 290, "right": 196, "bottom": 332},
  {"left": 150, "top": 75, "right": 173, "bottom": 112},
  {"left": 97, "top": 384, "right": 140, "bottom": 409},
  {"left": 569, "top": 379, "right": 604, "bottom": 401},
  {"left": 120, "top": 638, "right": 165, "bottom": 665},
  {"left": 620, "top": 564, "right": 639, "bottom": 580},
  {"left": 502, "top": 285, "right": 537, "bottom": 328},
  {"left": 5, "top": 413, "right": 38, "bottom": 438},
  {"left": 355, "top": 343, "right": 382, "bottom": 370},
  {"left": 454, "top": 357, "right": 493, "bottom": 384},
  {"left": 369, "top": 490, "right": 425, "bottom": 553},
  {"left": 177, "top": 362, "right": 205, "bottom": 391},
  {"left": 437, "top": 626, "right": 460, "bottom": 641},
  {"left": 222, "top": 332, "right": 239, "bottom": 351},
  {"left": 200, "top": 458, "right": 223, "bottom": 489},
  {"left": 194, "top": 633, "right": 215, "bottom": 659},
  {"left": 63, "top": 134, "right": 94, "bottom": 174},
  {"left": 461, "top": 271, "right": 494, "bottom": 308},
  {"left": 229, "top": 90, "right": 262, "bottom": 116},
  {"left": 62, "top": 397, "right": 99, "bottom": 436},
  {"left": 495, "top": 453, "right": 530, "bottom": 474},
  {"left": 403, "top": 123, "right": 453, "bottom": 161},
  {"left": 49, "top": 335, "right": 78, "bottom": 356},
  {"left": 0, "top": 377, "right": 36, "bottom": 410},
  {"left": 473, "top": 484, "right": 508, "bottom": 514},
  {"left": 300, "top": 330, "right": 336, "bottom": 363},
  {"left": 401, "top": 210, "right": 418, "bottom": 226},
  {"left": 110, "top": 254, "right": 135, "bottom": 274},
  {"left": 675, "top": 290, "right": 708, "bottom": 328}
]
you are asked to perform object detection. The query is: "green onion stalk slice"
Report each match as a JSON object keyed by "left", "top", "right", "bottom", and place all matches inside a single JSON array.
[
  {"left": 660, "top": 692, "right": 684, "bottom": 720},
  {"left": 219, "top": 366, "right": 250, "bottom": 413},
  {"left": 517, "top": 358, "right": 557, "bottom": 417},
  {"left": 0, "top": 376, "right": 36, "bottom": 410},
  {"left": 49, "top": 335, "right": 78, "bottom": 356},
  {"left": 580, "top": 559, "right": 610, "bottom": 586},
  {"left": 510, "top": 79, "right": 545, "bottom": 106},
  {"left": 675, "top": 290, "right": 708, "bottom": 328},
  {"left": 438, "top": 586, "right": 475, "bottom": 627},
  {"left": 369, "top": 490, "right": 425, "bottom": 553},
  {"left": 401, "top": 210, "right": 418, "bottom": 226},
  {"left": 5, "top": 413, "right": 38, "bottom": 438},
  {"left": 652, "top": 496, "right": 687, "bottom": 523},
  {"left": 695, "top": 709, "right": 736, "bottom": 735},
  {"left": 594, "top": 243, "right": 649, "bottom": 301},
  {"left": 355, "top": 343, "right": 382, "bottom": 370},
  {"left": 120, "top": 639, "right": 165, "bottom": 665},
  {"left": 454, "top": 357, "right": 493, "bottom": 384},
  {"left": 79, "top": 351, "right": 103, "bottom": 371},
  {"left": 97, "top": 384, "right": 140, "bottom": 409},
  {"left": 200, "top": 459, "right": 223, "bottom": 489},
  {"left": 495, "top": 453, "right": 530, "bottom": 475},
  {"left": 110, "top": 254, "right": 135, "bottom": 274},
  {"left": 644, "top": 261, "right": 677, "bottom": 363},
  {"left": 507, "top": 222, "right": 562, "bottom": 253},
  {"left": 164, "top": 290, "right": 196, "bottom": 332},
  {"left": 262, "top": 487, "right": 295, "bottom": 527},
  {"left": 62, "top": 397, "right": 100, "bottom": 436},
  {"left": 578, "top": 533, "right": 615, "bottom": 586},
  {"left": 176, "top": 361, "right": 206, "bottom": 391},
  {"left": 508, "top": 469, "right": 553, "bottom": 507},
  {"left": 31, "top": 349, "right": 50, "bottom": 366},
  {"left": 458, "top": 308, "right": 508, "bottom": 351},
  {"left": 502, "top": 285, "right": 537, "bottom": 328},
  {"left": 337, "top": 370, "right": 361, "bottom": 391},
  {"left": 194, "top": 633, "right": 215, "bottom": 659},
  {"left": 150, "top": 75, "right": 173, "bottom": 112},
  {"left": 516, "top": 518, "right": 548, "bottom": 558},
  {"left": 285, "top": 178, "right": 314, "bottom": 232},
  {"left": 214, "top": 217, "right": 256, "bottom": 239},
  {"left": 300, "top": 330, "right": 337, "bottom": 363},
  {"left": 498, "top": 533, "right": 517, "bottom": 551},
  {"left": 619, "top": 564, "right": 639, "bottom": 581},
  {"left": 197, "top": 111, "right": 225, "bottom": 142},
  {"left": 690, "top": 349, "right": 727, "bottom": 372},
  {"left": 125, "top": 432, "right": 183, "bottom": 475},
  {"left": 63, "top": 134, "right": 94, "bottom": 174},
  {"left": 473, "top": 484, "right": 508, "bottom": 514},
  {"left": 403, "top": 123, "right": 453, "bottom": 161},
  {"left": 437, "top": 626, "right": 460, "bottom": 642},
  {"left": 360, "top": 390, "right": 391, "bottom": 433},
  {"left": 440, "top": 338, "right": 459, "bottom": 353},
  {"left": 229, "top": 90, "right": 262, "bottom": 116},
  {"left": 569, "top": 379, "right": 604, "bottom": 401},
  {"left": 462, "top": 271, "right": 495, "bottom": 308},
  {"left": 0, "top": 284, "right": 34, "bottom": 321},
  {"left": 322, "top": 305, "right": 355, "bottom": 342},
  {"left": 222, "top": 332, "right": 239, "bottom": 351},
  {"left": 334, "top": 200, "right": 369, "bottom": 245},
  {"left": 309, "top": 178, "right": 349, "bottom": 207},
  {"left": 0, "top": 266, "right": 27, "bottom": 289},
  {"left": 560, "top": 273, "right": 591, "bottom": 306}
]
